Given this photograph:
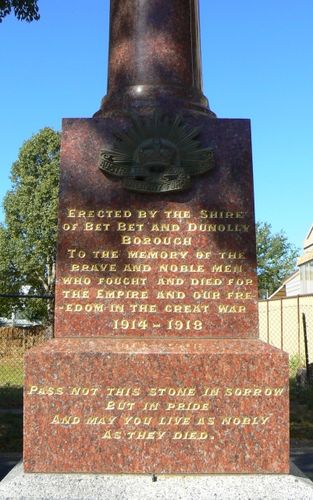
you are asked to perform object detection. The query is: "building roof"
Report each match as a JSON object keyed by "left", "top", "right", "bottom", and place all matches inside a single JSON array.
[
  {"left": 0, "top": 317, "right": 41, "bottom": 327},
  {"left": 268, "top": 270, "right": 300, "bottom": 300},
  {"left": 304, "top": 224, "right": 313, "bottom": 251},
  {"left": 297, "top": 224, "right": 313, "bottom": 266}
]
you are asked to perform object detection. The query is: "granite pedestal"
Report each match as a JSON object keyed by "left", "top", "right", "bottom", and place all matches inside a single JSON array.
[
  {"left": 1, "top": 463, "right": 313, "bottom": 500},
  {"left": 23, "top": 115, "right": 290, "bottom": 474},
  {"left": 24, "top": 338, "right": 288, "bottom": 474}
]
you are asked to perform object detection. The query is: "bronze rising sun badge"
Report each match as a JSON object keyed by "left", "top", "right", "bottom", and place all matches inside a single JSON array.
[{"left": 99, "top": 114, "right": 214, "bottom": 193}]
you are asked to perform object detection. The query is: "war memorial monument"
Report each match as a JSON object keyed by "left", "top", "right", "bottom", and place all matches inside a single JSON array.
[{"left": 1, "top": 1, "right": 313, "bottom": 498}]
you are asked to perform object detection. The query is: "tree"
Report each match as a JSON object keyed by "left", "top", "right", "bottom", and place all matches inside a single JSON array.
[
  {"left": 0, "top": 128, "right": 60, "bottom": 324},
  {"left": 0, "top": 224, "right": 22, "bottom": 319},
  {"left": 0, "top": 0, "right": 39, "bottom": 23},
  {"left": 256, "top": 221, "right": 299, "bottom": 299}
]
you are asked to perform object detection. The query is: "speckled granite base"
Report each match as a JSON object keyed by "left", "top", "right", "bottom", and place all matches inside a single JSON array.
[
  {"left": 1, "top": 463, "right": 313, "bottom": 500},
  {"left": 24, "top": 338, "right": 289, "bottom": 474}
]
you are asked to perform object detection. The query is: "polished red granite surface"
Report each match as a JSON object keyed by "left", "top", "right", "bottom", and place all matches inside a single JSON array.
[
  {"left": 24, "top": 116, "right": 290, "bottom": 475},
  {"left": 24, "top": 338, "right": 289, "bottom": 474},
  {"left": 54, "top": 117, "right": 258, "bottom": 339},
  {"left": 97, "top": 0, "right": 214, "bottom": 115},
  {"left": 23, "top": 0, "right": 289, "bottom": 477}
]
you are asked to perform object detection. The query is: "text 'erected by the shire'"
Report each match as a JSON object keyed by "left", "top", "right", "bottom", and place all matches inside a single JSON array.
[{"left": 57, "top": 207, "right": 257, "bottom": 335}]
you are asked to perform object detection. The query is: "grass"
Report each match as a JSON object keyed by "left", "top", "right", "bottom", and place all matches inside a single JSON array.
[
  {"left": 0, "top": 360, "right": 24, "bottom": 387},
  {"left": 0, "top": 358, "right": 23, "bottom": 409},
  {"left": 0, "top": 366, "right": 23, "bottom": 452}
]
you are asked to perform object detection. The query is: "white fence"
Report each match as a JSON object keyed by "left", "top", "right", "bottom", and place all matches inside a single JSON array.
[{"left": 258, "top": 295, "right": 313, "bottom": 362}]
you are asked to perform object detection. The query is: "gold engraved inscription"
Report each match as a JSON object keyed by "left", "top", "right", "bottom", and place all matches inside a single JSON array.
[
  {"left": 64, "top": 304, "right": 106, "bottom": 313},
  {"left": 27, "top": 386, "right": 64, "bottom": 396},
  {"left": 27, "top": 386, "right": 285, "bottom": 398},
  {"left": 98, "top": 277, "right": 147, "bottom": 286},
  {"left": 62, "top": 290, "right": 90, "bottom": 299},
  {"left": 218, "top": 305, "right": 246, "bottom": 314},
  {"left": 86, "top": 416, "right": 117, "bottom": 425},
  {"left": 60, "top": 207, "right": 256, "bottom": 326},
  {"left": 157, "top": 277, "right": 184, "bottom": 286},
  {"left": 70, "top": 387, "right": 99, "bottom": 396},
  {"left": 84, "top": 223, "right": 111, "bottom": 231},
  {"left": 212, "top": 264, "right": 243, "bottom": 273},
  {"left": 70, "top": 263, "right": 117, "bottom": 272},
  {"left": 121, "top": 236, "right": 192, "bottom": 246},
  {"left": 187, "top": 223, "right": 250, "bottom": 232},
  {"left": 97, "top": 290, "right": 148, "bottom": 299},
  {"left": 92, "top": 250, "right": 119, "bottom": 259},
  {"left": 137, "top": 210, "right": 158, "bottom": 218},
  {"left": 164, "top": 304, "right": 210, "bottom": 313},
  {"left": 199, "top": 210, "right": 246, "bottom": 219},
  {"left": 67, "top": 209, "right": 133, "bottom": 218},
  {"left": 221, "top": 416, "right": 270, "bottom": 425},
  {"left": 159, "top": 264, "right": 204, "bottom": 273},
  {"left": 117, "top": 222, "right": 144, "bottom": 231},
  {"left": 29, "top": 384, "right": 285, "bottom": 442},
  {"left": 148, "top": 387, "right": 196, "bottom": 397},
  {"left": 151, "top": 224, "right": 180, "bottom": 231},
  {"left": 129, "top": 304, "right": 157, "bottom": 312},
  {"left": 127, "top": 250, "right": 188, "bottom": 259},
  {"left": 219, "top": 251, "right": 246, "bottom": 259},
  {"left": 123, "top": 264, "right": 151, "bottom": 272},
  {"left": 164, "top": 210, "right": 191, "bottom": 219}
]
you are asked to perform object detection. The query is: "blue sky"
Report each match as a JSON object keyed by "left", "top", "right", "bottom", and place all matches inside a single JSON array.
[{"left": 1, "top": 0, "right": 312, "bottom": 250}]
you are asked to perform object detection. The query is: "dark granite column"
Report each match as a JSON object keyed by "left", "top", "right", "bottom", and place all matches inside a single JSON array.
[{"left": 96, "top": 0, "right": 215, "bottom": 115}]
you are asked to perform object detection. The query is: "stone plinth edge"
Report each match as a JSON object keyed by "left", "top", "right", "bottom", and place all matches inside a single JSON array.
[
  {"left": 1, "top": 463, "right": 313, "bottom": 500},
  {"left": 25, "top": 337, "right": 287, "bottom": 356}
]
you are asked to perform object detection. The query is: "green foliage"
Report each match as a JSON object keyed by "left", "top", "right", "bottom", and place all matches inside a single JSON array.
[
  {"left": 0, "top": 0, "right": 39, "bottom": 22},
  {"left": 289, "top": 354, "right": 305, "bottom": 379},
  {"left": 256, "top": 221, "right": 299, "bottom": 299},
  {"left": 0, "top": 361, "right": 23, "bottom": 386},
  {"left": 0, "top": 128, "right": 60, "bottom": 324},
  {"left": 0, "top": 225, "right": 21, "bottom": 318}
]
